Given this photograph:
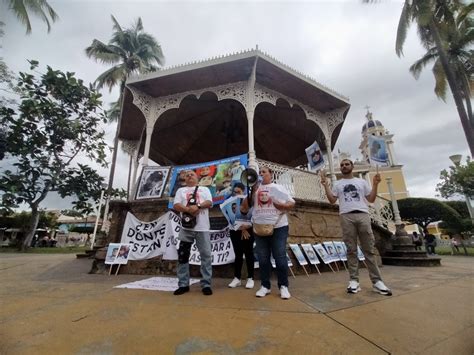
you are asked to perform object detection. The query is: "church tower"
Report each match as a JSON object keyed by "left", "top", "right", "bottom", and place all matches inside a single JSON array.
[{"left": 359, "top": 109, "right": 397, "bottom": 166}]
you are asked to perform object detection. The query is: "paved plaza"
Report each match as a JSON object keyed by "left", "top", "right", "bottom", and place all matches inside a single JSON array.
[{"left": 0, "top": 253, "right": 472, "bottom": 354}]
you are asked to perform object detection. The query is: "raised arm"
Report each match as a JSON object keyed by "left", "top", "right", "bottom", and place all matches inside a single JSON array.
[
  {"left": 320, "top": 170, "right": 338, "bottom": 204},
  {"left": 366, "top": 173, "right": 381, "bottom": 203}
]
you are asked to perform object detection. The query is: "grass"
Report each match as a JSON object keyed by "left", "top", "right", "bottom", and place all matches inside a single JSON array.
[{"left": 0, "top": 246, "right": 88, "bottom": 254}]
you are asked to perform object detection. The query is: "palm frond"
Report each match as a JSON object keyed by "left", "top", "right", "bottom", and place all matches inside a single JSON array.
[
  {"left": 85, "top": 40, "right": 122, "bottom": 64},
  {"left": 94, "top": 65, "right": 126, "bottom": 92},
  {"left": 409, "top": 47, "right": 438, "bottom": 79},
  {"left": 396, "top": 1, "right": 412, "bottom": 57},
  {"left": 432, "top": 59, "right": 448, "bottom": 101}
]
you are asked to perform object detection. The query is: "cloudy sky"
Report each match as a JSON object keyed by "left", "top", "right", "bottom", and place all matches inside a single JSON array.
[{"left": 1, "top": 0, "right": 470, "bottom": 210}]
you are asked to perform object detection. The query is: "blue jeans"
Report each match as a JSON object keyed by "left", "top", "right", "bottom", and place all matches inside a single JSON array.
[
  {"left": 177, "top": 229, "right": 212, "bottom": 289},
  {"left": 255, "top": 225, "right": 289, "bottom": 289}
]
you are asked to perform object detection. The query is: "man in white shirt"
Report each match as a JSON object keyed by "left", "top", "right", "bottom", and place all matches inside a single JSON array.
[
  {"left": 173, "top": 170, "right": 213, "bottom": 296},
  {"left": 321, "top": 159, "right": 392, "bottom": 296}
]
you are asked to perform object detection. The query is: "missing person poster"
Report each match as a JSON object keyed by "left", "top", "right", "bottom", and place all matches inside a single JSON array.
[
  {"left": 368, "top": 135, "right": 389, "bottom": 167},
  {"left": 167, "top": 154, "right": 248, "bottom": 207},
  {"left": 305, "top": 141, "right": 325, "bottom": 172}
]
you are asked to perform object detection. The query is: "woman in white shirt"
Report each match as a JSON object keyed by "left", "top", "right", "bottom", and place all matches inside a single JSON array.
[{"left": 241, "top": 166, "right": 295, "bottom": 300}]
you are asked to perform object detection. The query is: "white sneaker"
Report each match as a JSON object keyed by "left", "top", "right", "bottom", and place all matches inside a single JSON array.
[
  {"left": 255, "top": 286, "right": 271, "bottom": 297},
  {"left": 245, "top": 278, "right": 255, "bottom": 289},
  {"left": 280, "top": 286, "right": 291, "bottom": 300},
  {"left": 228, "top": 277, "right": 241, "bottom": 288},
  {"left": 347, "top": 280, "right": 361, "bottom": 294},
  {"left": 373, "top": 280, "right": 392, "bottom": 296}
]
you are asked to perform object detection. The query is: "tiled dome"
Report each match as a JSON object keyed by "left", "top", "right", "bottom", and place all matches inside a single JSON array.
[{"left": 361, "top": 119, "right": 383, "bottom": 133}]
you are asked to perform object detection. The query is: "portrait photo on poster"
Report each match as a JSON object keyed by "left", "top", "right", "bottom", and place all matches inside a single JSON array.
[
  {"left": 136, "top": 166, "right": 170, "bottom": 200},
  {"left": 305, "top": 141, "right": 325, "bottom": 172},
  {"left": 368, "top": 135, "right": 389, "bottom": 167}
]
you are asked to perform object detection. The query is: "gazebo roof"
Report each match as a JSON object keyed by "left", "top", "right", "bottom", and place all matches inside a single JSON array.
[{"left": 119, "top": 48, "right": 350, "bottom": 166}]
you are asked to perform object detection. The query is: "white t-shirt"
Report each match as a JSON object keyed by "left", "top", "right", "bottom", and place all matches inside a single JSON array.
[
  {"left": 174, "top": 186, "right": 213, "bottom": 231},
  {"left": 331, "top": 178, "right": 371, "bottom": 214},
  {"left": 251, "top": 183, "right": 295, "bottom": 228}
]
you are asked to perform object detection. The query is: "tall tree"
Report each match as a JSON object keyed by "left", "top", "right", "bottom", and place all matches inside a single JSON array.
[
  {"left": 85, "top": 15, "right": 164, "bottom": 207},
  {"left": 0, "top": 61, "right": 108, "bottom": 250},
  {"left": 407, "top": 2, "right": 473, "bottom": 129},
  {"left": 365, "top": 0, "right": 473, "bottom": 154},
  {"left": 437, "top": 156, "right": 474, "bottom": 199},
  {"left": 3, "top": 0, "right": 59, "bottom": 34}
]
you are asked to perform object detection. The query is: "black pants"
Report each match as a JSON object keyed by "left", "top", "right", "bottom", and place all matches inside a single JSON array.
[
  {"left": 229, "top": 229, "right": 254, "bottom": 279},
  {"left": 426, "top": 244, "right": 436, "bottom": 254}
]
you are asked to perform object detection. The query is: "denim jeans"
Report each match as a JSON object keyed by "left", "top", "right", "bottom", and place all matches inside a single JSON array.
[
  {"left": 255, "top": 225, "right": 289, "bottom": 289},
  {"left": 177, "top": 229, "right": 212, "bottom": 289}
]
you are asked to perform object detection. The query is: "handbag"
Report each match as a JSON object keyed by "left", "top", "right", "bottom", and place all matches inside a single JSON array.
[
  {"left": 181, "top": 186, "right": 199, "bottom": 229},
  {"left": 253, "top": 214, "right": 284, "bottom": 237}
]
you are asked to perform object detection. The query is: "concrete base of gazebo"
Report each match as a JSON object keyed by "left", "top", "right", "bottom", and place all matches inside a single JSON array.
[{"left": 89, "top": 199, "right": 393, "bottom": 277}]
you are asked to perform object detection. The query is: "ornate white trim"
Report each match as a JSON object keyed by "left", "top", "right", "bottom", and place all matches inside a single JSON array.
[
  {"left": 128, "top": 82, "right": 248, "bottom": 127},
  {"left": 254, "top": 83, "right": 329, "bottom": 139},
  {"left": 324, "top": 107, "right": 348, "bottom": 138}
]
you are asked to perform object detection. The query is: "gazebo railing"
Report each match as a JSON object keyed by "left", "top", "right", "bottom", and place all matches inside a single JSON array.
[
  {"left": 256, "top": 159, "right": 328, "bottom": 202},
  {"left": 256, "top": 158, "right": 394, "bottom": 230}
]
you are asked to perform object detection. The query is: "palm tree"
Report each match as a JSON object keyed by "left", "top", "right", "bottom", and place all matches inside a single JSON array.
[
  {"left": 85, "top": 15, "right": 164, "bottom": 206},
  {"left": 408, "top": 3, "right": 473, "bottom": 125},
  {"left": 4, "top": 0, "right": 59, "bottom": 34},
  {"left": 365, "top": 0, "right": 473, "bottom": 155},
  {"left": 396, "top": 0, "right": 473, "bottom": 154}
]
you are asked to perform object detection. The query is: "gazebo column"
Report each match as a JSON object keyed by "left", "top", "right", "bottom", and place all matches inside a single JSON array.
[
  {"left": 325, "top": 139, "right": 337, "bottom": 184},
  {"left": 246, "top": 58, "right": 258, "bottom": 169},
  {"left": 142, "top": 122, "right": 154, "bottom": 166}
]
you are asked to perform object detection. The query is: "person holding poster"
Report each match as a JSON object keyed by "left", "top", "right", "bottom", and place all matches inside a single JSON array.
[
  {"left": 321, "top": 159, "right": 392, "bottom": 296},
  {"left": 241, "top": 166, "right": 295, "bottom": 300},
  {"left": 173, "top": 170, "right": 214, "bottom": 296},
  {"left": 228, "top": 182, "right": 255, "bottom": 289}
]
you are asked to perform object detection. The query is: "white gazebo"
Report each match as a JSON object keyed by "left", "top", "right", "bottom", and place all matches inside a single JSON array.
[{"left": 119, "top": 48, "right": 350, "bottom": 192}]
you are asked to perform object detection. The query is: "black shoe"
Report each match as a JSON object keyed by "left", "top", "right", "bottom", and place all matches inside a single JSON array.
[
  {"left": 202, "top": 287, "right": 213, "bottom": 296},
  {"left": 173, "top": 286, "right": 189, "bottom": 295}
]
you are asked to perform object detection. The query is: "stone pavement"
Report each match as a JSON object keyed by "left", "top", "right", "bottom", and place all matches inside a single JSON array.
[{"left": 0, "top": 254, "right": 472, "bottom": 354}]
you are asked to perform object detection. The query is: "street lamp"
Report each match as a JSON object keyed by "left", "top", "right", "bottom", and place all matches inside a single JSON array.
[
  {"left": 90, "top": 183, "right": 108, "bottom": 250},
  {"left": 449, "top": 154, "right": 474, "bottom": 220}
]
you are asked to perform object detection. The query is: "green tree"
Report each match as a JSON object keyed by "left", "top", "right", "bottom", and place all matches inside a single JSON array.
[
  {"left": 444, "top": 200, "right": 470, "bottom": 218},
  {"left": 409, "top": 3, "right": 473, "bottom": 123},
  {"left": 397, "top": 197, "right": 463, "bottom": 231},
  {"left": 85, "top": 15, "right": 164, "bottom": 201},
  {"left": 0, "top": 61, "right": 108, "bottom": 250},
  {"left": 365, "top": 0, "right": 473, "bottom": 154},
  {"left": 437, "top": 156, "right": 474, "bottom": 199},
  {"left": 3, "top": 0, "right": 59, "bottom": 34}
]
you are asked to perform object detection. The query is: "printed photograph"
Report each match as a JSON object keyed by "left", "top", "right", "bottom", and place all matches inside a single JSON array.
[{"left": 136, "top": 166, "right": 170, "bottom": 200}]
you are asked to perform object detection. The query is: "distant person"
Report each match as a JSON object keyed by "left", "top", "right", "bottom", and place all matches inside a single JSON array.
[
  {"left": 321, "top": 159, "right": 392, "bottom": 296},
  {"left": 450, "top": 237, "right": 460, "bottom": 255},
  {"left": 412, "top": 232, "right": 422, "bottom": 251},
  {"left": 424, "top": 231, "right": 437, "bottom": 255}
]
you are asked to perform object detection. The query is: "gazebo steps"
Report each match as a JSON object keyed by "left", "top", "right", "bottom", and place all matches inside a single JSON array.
[{"left": 382, "top": 256, "right": 441, "bottom": 267}]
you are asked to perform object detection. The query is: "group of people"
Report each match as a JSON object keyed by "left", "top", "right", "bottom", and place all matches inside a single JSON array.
[{"left": 172, "top": 158, "right": 393, "bottom": 298}]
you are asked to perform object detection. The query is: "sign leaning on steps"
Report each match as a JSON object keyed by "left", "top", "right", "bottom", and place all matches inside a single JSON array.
[{"left": 105, "top": 243, "right": 131, "bottom": 275}]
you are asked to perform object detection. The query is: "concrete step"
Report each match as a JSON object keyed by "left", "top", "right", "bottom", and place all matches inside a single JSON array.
[
  {"left": 382, "top": 256, "right": 441, "bottom": 267},
  {"left": 385, "top": 250, "right": 428, "bottom": 258}
]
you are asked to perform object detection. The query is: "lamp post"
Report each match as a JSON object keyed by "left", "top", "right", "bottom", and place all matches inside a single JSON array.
[
  {"left": 91, "top": 184, "right": 107, "bottom": 250},
  {"left": 449, "top": 155, "right": 474, "bottom": 221}
]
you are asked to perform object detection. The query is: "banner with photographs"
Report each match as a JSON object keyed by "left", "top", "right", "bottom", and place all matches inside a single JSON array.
[
  {"left": 135, "top": 166, "right": 170, "bottom": 200},
  {"left": 120, "top": 211, "right": 235, "bottom": 265},
  {"left": 312, "top": 243, "right": 333, "bottom": 264},
  {"left": 305, "top": 141, "right": 325, "bottom": 172},
  {"left": 219, "top": 195, "right": 252, "bottom": 231},
  {"left": 105, "top": 243, "right": 131, "bottom": 265},
  {"left": 167, "top": 154, "right": 248, "bottom": 208},
  {"left": 368, "top": 135, "right": 389, "bottom": 167}
]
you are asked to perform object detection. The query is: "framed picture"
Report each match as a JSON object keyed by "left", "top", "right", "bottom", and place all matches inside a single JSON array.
[{"left": 135, "top": 166, "right": 170, "bottom": 200}]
